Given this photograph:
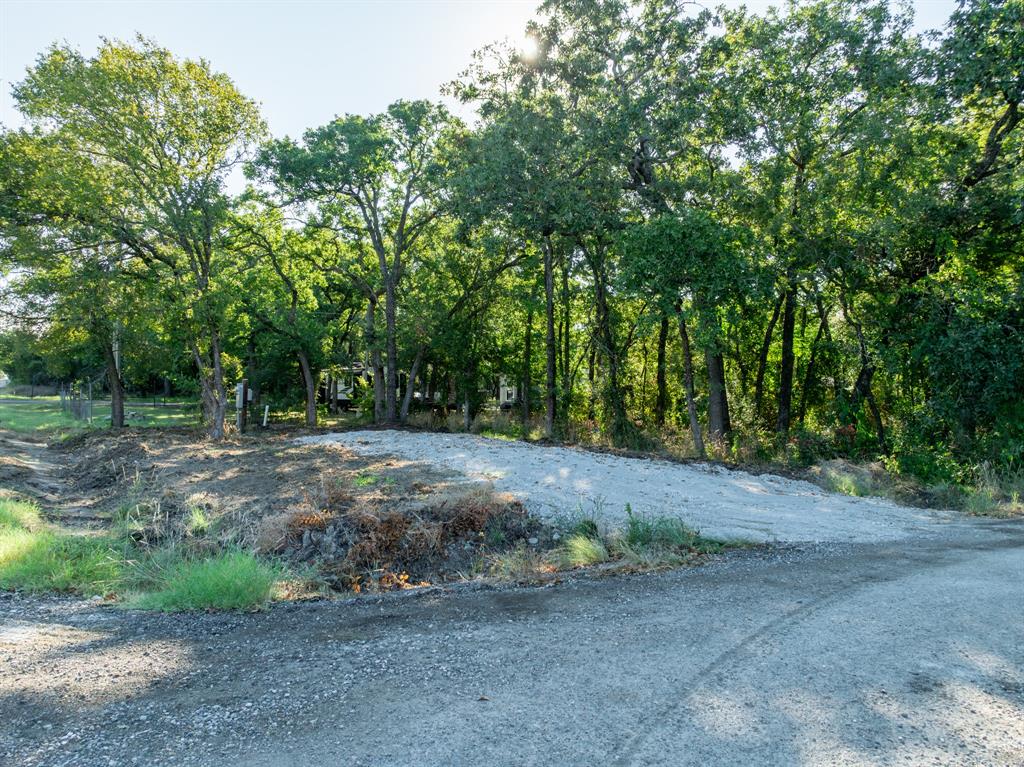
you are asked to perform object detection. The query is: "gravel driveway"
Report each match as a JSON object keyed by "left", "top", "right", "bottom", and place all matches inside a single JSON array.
[
  {"left": 298, "top": 431, "right": 954, "bottom": 543},
  {"left": 3, "top": 516, "right": 1022, "bottom": 766}
]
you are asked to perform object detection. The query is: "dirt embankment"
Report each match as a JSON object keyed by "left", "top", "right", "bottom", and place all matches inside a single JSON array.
[{"left": 2, "top": 428, "right": 558, "bottom": 592}]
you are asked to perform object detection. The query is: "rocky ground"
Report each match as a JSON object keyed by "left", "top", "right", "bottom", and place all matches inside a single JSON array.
[
  {"left": 299, "top": 430, "right": 958, "bottom": 542},
  {"left": 3, "top": 514, "right": 1023, "bottom": 767},
  {"left": 2, "top": 427, "right": 1022, "bottom": 765}
]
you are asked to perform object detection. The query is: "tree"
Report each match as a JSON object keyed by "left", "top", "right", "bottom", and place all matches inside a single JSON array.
[
  {"left": 252, "top": 100, "right": 457, "bottom": 423},
  {"left": 722, "top": 0, "right": 921, "bottom": 435},
  {"left": 8, "top": 37, "right": 264, "bottom": 438}
]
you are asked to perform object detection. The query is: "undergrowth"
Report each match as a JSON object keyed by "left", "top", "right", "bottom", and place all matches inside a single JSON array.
[
  {"left": 491, "top": 504, "right": 736, "bottom": 579},
  {"left": 0, "top": 492, "right": 288, "bottom": 610}
]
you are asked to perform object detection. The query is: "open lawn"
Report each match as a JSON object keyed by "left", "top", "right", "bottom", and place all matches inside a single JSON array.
[{"left": 0, "top": 401, "right": 200, "bottom": 436}]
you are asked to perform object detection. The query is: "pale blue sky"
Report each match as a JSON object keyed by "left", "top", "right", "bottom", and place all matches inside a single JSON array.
[{"left": 1, "top": 0, "right": 958, "bottom": 138}]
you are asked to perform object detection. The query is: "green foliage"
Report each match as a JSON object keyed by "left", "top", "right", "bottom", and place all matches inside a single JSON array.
[{"left": 0, "top": 2, "right": 1020, "bottom": 495}]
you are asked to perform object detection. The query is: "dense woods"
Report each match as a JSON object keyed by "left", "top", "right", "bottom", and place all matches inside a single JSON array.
[{"left": 1, "top": 0, "right": 1021, "bottom": 492}]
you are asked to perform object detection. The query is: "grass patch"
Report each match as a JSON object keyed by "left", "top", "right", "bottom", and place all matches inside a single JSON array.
[
  {"left": 0, "top": 401, "right": 199, "bottom": 437},
  {"left": 1, "top": 492, "right": 283, "bottom": 609},
  {"left": 808, "top": 460, "right": 888, "bottom": 499},
  {"left": 488, "top": 544, "right": 551, "bottom": 580},
  {"left": 352, "top": 472, "right": 381, "bottom": 487},
  {"left": 543, "top": 505, "right": 732, "bottom": 575},
  {"left": 558, "top": 534, "right": 610, "bottom": 567},
  {"left": 622, "top": 505, "right": 725, "bottom": 554},
  {"left": 186, "top": 504, "right": 211, "bottom": 536},
  {"left": 129, "top": 551, "right": 279, "bottom": 611},
  {"left": 0, "top": 497, "right": 123, "bottom": 594}
]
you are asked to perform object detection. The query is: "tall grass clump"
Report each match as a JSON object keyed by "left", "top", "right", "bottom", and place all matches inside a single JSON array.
[
  {"left": 560, "top": 534, "right": 610, "bottom": 567},
  {"left": 622, "top": 504, "right": 724, "bottom": 554},
  {"left": 130, "top": 550, "right": 278, "bottom": 611}
]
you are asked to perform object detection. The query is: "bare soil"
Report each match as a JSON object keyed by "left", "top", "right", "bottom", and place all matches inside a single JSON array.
[{"left": 3, "top": 427, "right": 558, "bottom": 592}]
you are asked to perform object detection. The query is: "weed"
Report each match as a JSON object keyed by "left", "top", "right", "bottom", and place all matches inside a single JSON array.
[
  {"left": 621, "top": 505, "right": 725, "bottom": 554},
  {"left": 965, "top": 462, "right": 1024, "bottom": 517},
  {"left": 811, "top": 461, "right": 884, "bottom": 498},
  {"left": 571, "top": 517, "right": 600, "bottom": 540},
  {"left": 186, "top": 505, "right": 210, "bottom": 536},
  {"left": 612, "top": 541, "right": 690, "bottom": 569}
]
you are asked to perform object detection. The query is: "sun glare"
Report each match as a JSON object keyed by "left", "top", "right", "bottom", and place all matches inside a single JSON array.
[{"left": 520, "top": 34, "right": 540, "bottom": 62}]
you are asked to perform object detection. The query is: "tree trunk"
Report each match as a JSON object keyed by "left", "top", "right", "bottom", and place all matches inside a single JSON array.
[
  {"left": 384, "top": 278, "right": 399, "bottom": 423},
  {"left": 103, "top": 342, "right": 125, "bottom": 429},
  {"left": 522, "top": 300, "right": 533, "bottom": 426},
  {"left": 676, "top": 309, "right": 705, "bottom": 458},
  {"left": 798, "top": 308, "right": 828, "bottom": 426},
  {"left": 400, "top": 346, "right": 424, "bottom": 423},
  {"left": 851, "top": 364, "right": 886, "bottom": 449},
  {"left": 655, "top": 315, "right": 669, "bottom": 426},
  {"left": 775, "top": 277, "right": 797, "bottom": 436},
  {"left": 194, "top": 330, "right": 228, "bottom": 440},
  {"left": 754, "top": 291, "right": 784, "bottom": 424},
  {"left": 705, "top": 348, "right": 731, "bottom": 443},
  {"left": 593, "top": 269, "right": 629, "bottom": 443},
  {"left": 365, "top": 299, "right": 385, "bottom": 423},
  {"left": 426, "top": 363, "right": 438, "bottom": 407},
  {"left": 587, "top": 341, "right": 597, "bottom": 421},
  {"left": 297, "top": 350, "right": 317, "bottom": 428},
  {"left": 560, "top": 251, "right": 571, "bottom": 424},
  {"left": 246, "top": 335, "right": 260, "bottom": 414},
  {"left": 543, "top": 236, "right": 556, "bottom": 439}
]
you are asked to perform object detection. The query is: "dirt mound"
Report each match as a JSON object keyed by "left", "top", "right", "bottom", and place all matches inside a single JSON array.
[{"left": 263, "top": 481, "right": 553, "bottom": 592}]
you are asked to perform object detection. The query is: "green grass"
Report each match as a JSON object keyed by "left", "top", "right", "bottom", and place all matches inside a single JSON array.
[
  {"left": 353, "top": 472, "right": 381, "bottom": 487},
  {"left": 622, "top": 505, "right": 725, "bottom": 554},
  {"left": 0, "top": 402, "right": 81, "bottom": 435},
  {"left": 0, "top": 401, "right": 199, "bottom": 436},
  {"left": 1, "top": 492, "right": 281, "bottom": 610},
  {"left": 129, "top": 551, "right": 279, "bottom": 611},
  {"left": 0, "top": 497, "right": 123, "bottom": 594},
  {"left": 186, "top": 505, "right": 211, "bottom": 536},
  {"left": 559, "top": 533, "right": 610, "bottom": 566}
]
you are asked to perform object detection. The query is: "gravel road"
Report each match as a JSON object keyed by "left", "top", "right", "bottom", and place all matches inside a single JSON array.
[
  {"left": 297, "top": 431, "right": 955, "bottom": 543},
  {"left": 3, "top": 515, "right": 1022, "bottom": 766}
]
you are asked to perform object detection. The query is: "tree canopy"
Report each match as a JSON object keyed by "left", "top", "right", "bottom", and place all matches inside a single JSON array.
[{"left": 1, "top": 0, "right": 1021, "bottom": 490}]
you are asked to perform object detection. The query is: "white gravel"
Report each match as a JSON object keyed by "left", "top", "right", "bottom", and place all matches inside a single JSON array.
[{"left": 297, "top": 430, "right": 957, "bottom": 543}]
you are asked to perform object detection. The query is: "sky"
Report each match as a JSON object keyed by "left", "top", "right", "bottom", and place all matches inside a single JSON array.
[{"left": 1, "top": 0, "right": 958, "bottom": 140}]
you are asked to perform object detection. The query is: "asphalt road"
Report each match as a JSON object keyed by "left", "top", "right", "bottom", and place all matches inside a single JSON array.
[{"left": 2, "top": 516, "right": 1022, "bottom": 766}]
